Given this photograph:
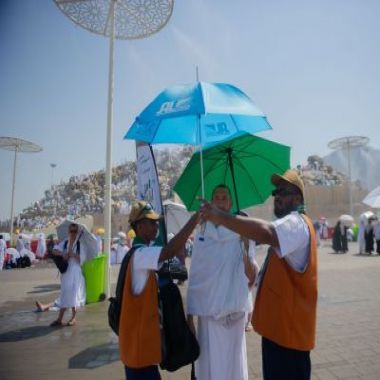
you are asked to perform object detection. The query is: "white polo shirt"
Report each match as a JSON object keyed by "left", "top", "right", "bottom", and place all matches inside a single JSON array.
[{"left": 271, "top": 212, "right": 311, "bottom": 272}]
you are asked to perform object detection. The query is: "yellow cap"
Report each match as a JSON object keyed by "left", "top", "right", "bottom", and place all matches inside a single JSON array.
[
  {"left": 127, "top": 229, "right": 136, "bottom": 239},
  {"left": 271, "top": 169, "right": 304, "bottom": 197}
]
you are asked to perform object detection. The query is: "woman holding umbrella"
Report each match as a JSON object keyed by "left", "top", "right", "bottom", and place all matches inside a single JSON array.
[{"left": 50, "top": 223, "right": 86, "bottom": 326}]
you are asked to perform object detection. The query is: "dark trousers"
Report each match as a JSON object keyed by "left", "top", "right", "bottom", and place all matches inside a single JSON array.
[
  {"left": 125, "top": 365, "right": 161, "bottom": 380},
  {"left": 262, "top": 337, "right": 311, "bottom": 380}
]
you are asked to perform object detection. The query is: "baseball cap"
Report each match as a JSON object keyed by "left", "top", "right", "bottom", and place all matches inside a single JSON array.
[
  {"left": 271, "top": 169, "right": 304, "bottom": 197},
  {"left": 128, "top": 201, "right": 160, "bottom": 225}
]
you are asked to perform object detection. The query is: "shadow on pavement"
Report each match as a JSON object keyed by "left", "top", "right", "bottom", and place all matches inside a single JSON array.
[
  {"left": 68, "top": 342, "right": 120, "bottom": 369},
  {"left": 27, "top": 284, "right": 60, "bottom": 294},
  {"left": 0, "top": 325, "right": 55, "bottom": 342}
]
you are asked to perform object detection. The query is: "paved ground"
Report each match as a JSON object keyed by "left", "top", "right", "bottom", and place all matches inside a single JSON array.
[{"left": 1, "top": 241, "right": 380, "bottom": 380}]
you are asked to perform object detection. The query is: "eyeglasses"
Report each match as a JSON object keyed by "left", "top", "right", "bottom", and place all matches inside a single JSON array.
[
  {"left": 271, "top": 187, "right": 298, "bottom": 197},
  {"left": 69, "top": 229, "right": 78, "bottom": 233}
]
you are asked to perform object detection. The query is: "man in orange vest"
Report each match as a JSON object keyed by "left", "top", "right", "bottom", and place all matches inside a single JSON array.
[
  {"left": 119, "top": 201, "right": 199, "bottom": 380},
  {"left": 199, "top": 170, "right": 318, "bottom": 380}
]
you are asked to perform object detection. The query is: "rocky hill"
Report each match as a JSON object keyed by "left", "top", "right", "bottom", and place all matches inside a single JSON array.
[{"left": 8, "top": 143, "right": 379, "bottom": 232}]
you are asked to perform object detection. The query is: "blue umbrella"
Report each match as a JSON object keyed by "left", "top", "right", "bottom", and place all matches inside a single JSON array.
[
  {"left": 125, "top": 81, "right": 273, "bottom": 199},
  {"left": 124, "top": 81, "right": 272, "bottom": 146}
]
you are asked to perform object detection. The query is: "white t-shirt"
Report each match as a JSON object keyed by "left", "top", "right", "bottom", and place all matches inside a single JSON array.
[
  {"left": 131, "top": 245, "right": 162, "bottom": 295},
  {"left": 271, "top": 212, "right": 310, "bottom": 272}
]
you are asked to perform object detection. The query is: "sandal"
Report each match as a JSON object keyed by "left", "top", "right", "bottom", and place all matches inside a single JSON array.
[
  {"left": 50, "top": 320, "right": 63, "bottom": 327},
  {"left": 66, "top": 320, "right": 76, "bottom": 326}
]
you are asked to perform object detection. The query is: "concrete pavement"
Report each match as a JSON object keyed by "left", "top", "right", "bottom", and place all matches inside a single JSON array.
[{"left": 1, "top": 241, "right": 380, "bottom": 379}]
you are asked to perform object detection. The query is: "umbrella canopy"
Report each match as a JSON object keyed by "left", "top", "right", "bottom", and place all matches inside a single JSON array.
[
  {"left": 339, "top": 214, "right": 354, "bottom": 227},
  {"left": 363, "top": 185, "right": 380, "bottom": 208},
  {"left": 163, "top": 200, "right": 193, "bottom": 236},
  {"left": 124, "top": 82, "right": 272, "bottom": 146},
  {"left": 56, "top": 220, "right": 98, "bottom": 262},
  {"left": 173, "top": 133, "right": 290, "bottom": 213}
]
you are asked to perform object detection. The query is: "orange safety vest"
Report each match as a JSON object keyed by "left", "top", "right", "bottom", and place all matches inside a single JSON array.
[
  {"left": 118, "top": 258, "right": 161, "bottom": 367},
  {"left": 253, "top": 214, "right": 318, "bottom": 351}
]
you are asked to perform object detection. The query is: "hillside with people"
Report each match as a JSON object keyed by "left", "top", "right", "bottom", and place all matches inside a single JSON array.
[
  {"left": 8, "top": 146, "right": 193, "bottom": 232},
  {"left": 3, "top": 144, "right": 378, "bottom": 233}
]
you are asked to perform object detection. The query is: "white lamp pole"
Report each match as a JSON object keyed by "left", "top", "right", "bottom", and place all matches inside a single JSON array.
[
  {"left": 103, "top": 1, "right": 116, "bottom": 297},
  {"left": 53, "top": 0, "right": 174, "bottom": 297},
  {"left": 10, "top": 147, "right": 18, "bottom": 239},
  {"left": 0, "top": 137, "right": 42, "bottom": 242}
]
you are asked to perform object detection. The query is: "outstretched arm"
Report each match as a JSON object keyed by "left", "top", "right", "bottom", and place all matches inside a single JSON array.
[
  {"left": 200, "top": 200, "right": 280, "bottom": 249},
  {"left": 159, "top": 212, "right": 201, "bottom": 263}
]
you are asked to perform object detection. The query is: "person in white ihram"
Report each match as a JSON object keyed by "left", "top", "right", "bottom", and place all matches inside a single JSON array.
[
  {"left": 186, "top": 185, "right": 258, "bottom": 380},
  {"left": 49, "top": 223, "right": 86, "bottom": 326}
]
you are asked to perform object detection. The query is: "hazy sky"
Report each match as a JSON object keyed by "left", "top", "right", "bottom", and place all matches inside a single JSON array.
[{"left": 1, "top": 0, "right": 379, "bottom": 221}]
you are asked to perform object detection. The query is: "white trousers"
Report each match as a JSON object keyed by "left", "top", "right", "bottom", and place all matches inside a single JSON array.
[{"left": 196, "top": 313, "right": 248, "bottom": 380}]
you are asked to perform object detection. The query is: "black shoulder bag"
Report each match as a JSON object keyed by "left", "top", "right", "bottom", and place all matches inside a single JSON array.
[
  {"left": 49, "top": 240, "right": 80, "bottom": 274},
  {"left": 159, "top": 279, "right": 200, "bottom": 374}
]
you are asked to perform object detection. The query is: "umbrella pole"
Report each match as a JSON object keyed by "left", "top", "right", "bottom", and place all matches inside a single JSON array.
[
  {"left": 227, "top": 148, "right": 240, "bottom": 212},
  {"left": 198, "top": 115, "right": 205, "bottom": 199}
]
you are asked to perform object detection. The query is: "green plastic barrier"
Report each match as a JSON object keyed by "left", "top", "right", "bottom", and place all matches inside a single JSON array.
[
  {"left": 82, "top": 254, "right": 106, "bottom": 304},
  {"left": 352, "top": 224, "right": 359, "bottom": 242}
]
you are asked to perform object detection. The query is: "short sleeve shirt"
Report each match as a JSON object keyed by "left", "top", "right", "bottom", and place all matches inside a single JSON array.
[
  {"left": 131, "top": 245, "right": 162, "bottom": 295},
  {"left": 271, "top": 212, "right": 310, "bottom": 272}
]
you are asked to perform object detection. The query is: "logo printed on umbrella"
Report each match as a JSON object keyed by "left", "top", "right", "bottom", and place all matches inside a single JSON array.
[
  {"left": 205, "top": 122, "right": 230, "bottom": 137},
  {"left": 134, "top": 121, "right": 156, "bottom": 138},
  {"left": 156, "top": 97, "right": 191, "bottom": 115}
]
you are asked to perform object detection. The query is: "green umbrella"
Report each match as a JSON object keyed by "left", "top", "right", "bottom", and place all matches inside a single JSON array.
[{"left": 173, "top": 133, "right": 290, "bottom": 212}]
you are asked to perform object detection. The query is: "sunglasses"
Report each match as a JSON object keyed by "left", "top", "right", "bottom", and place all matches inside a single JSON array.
[{"left": 271, "top": 187, "right": 299, "bottom": 197}]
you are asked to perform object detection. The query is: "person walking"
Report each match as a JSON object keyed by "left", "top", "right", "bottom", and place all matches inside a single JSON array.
[
  {"left": 119, "top": 201, "right": 200, "bottom": 380},
  {"left": 200, "top": 170, "right": 318, "bottom": 380}
]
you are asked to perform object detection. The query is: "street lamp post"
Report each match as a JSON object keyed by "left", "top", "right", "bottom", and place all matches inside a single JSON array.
[
  {"left": 50, "top": 163, "right": 57, "bottom": 188},
  {"left": 0, "top": 137, "right": 42, "bottom": 242},
  {"left": 53, "top": 0, "right": 174, "bottom": 297}
]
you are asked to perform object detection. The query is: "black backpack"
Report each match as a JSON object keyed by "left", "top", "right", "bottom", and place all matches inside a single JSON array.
[
  {"left": 159, "top": 279, "right": 200, "bottom": 373},
  {"left": 17, "top": 255, "right": 31, "bottom": 268}
]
